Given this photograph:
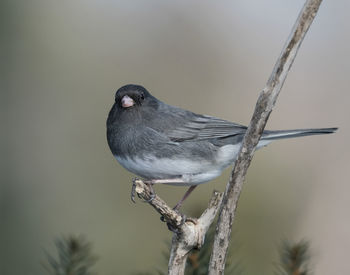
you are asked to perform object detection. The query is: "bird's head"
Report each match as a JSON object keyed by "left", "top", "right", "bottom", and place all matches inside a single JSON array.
[
  {"left": 107, "top": 84, "right": 160, "bottom": 127},
  {"left": 114, "top": 84, "right": 157, "bottom": 111}
]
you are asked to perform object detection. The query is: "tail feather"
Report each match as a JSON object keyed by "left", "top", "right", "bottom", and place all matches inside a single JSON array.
[{"left": 261, "top": 127, "right": 338, "bottom": 141}]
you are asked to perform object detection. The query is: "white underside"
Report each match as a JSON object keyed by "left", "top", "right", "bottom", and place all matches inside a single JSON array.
[{"left": 115, "top": 140, "right": 271, "bottom": 185}]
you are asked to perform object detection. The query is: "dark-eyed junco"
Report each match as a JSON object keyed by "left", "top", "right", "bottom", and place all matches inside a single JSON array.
[{"left": 107, "top": 84, "right": 337, "bottom": 209}]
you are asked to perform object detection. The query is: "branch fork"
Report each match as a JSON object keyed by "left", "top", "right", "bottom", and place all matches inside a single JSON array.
[{"left": 132, "top": 178, "right": 223, "bottom": 274}]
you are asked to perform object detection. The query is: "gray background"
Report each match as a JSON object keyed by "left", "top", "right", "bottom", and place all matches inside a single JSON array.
[{"left": 2, "top": 0, "right": 349, "bottom": 274}]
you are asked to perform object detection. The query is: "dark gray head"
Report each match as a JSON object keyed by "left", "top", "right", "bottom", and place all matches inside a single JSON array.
[
  {"left": 114, "top": 84, "right": 158, "bottom": 110},
  {"left": 107, "top": 84, "right": 160, "bottom": 127}
]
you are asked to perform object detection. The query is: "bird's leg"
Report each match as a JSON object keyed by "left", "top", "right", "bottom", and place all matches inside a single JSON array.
[
  {"left": 143, "top": 178, "right": 188, "bottom": 203},
  {"left": 131, "top": 177, "right": 185, "bottom": 203},
  {"left": 141, "top": 179, "right": 196, "bottom": 211},
  {"left": 161, "top": 185, "right": 198, "bottom": 231},
  {"left": 132, "top": 178, "right": 197, "bottom": 232},
  {"left": 145, "top": 178, "right": 185, "bottom": 185},
  {"left": 173, "top": 185, "right": 197, "bottom": 211}
]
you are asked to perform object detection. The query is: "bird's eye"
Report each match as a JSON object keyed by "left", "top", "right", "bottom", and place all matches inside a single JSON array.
[{"left": 140, "top": 93, "right": 145, "bottom": 100}]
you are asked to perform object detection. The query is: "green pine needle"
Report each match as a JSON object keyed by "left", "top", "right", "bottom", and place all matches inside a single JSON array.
[
  {"left": 277, "top": 240, "right": 311, "bottom": 275},
  {"left": 43, "top": 235, "right": 98, "bottom": 275}
]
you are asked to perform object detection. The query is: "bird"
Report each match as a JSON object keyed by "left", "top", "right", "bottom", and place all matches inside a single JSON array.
[{"left": 106, "top": 84, "right": 337, "bottom": 210}]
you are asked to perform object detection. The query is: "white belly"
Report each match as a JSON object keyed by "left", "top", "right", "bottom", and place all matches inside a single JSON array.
[
  {"left": 114, "top": 140, "right": 271, "bottom": 185},
  {"left": 114, "top": 154, "right": 222, "bottom": 185}
]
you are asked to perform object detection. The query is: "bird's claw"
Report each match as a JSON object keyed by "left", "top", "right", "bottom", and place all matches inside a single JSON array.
[
  {"left": 131, "top": 179, "right": 137, "bottom": 203},
  {"left": 142, "top": 180, "right": 156, "bottom": 203},
  {"left": 166, "top": 213, "right": 187, "bottom": 234},
  {"left": 131, "top": 178, "right": 156, "bottom": 204},
  {"left": 143, "top": 192, "right": 156, "bottom": 203},
  {"left": 160, "top": 210, "right": 188, "bottom": 233}
]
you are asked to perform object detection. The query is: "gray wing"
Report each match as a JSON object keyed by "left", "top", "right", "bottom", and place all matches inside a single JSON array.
[
  {"left": 153, "top": 103, "right": 337, "bottom": 144},
  {"left": 165, "top": 114, "right": 247, "bottom": 142}
]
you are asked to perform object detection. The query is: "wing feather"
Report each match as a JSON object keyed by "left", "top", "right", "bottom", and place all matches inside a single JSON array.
[{"left": 166, "top": 114, "right": 247, "bottom": 142}]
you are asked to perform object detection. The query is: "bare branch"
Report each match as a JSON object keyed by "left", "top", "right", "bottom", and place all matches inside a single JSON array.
[
  {"left": 133, "top": 179, "right": 184, "bottom": 228},
  {"left": 208, "top": 1, "right": 324, "bottom": 274},
  {"left": 133, "top": 179, "right": 223, "bottom": 274}
]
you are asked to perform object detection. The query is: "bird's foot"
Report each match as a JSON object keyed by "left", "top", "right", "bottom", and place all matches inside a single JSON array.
[
  {"left": 142, "top": 179, "right": 156, "bottom": 203},
  {"left": 160, "top": 209, "right": 192, "bottom": 233},
  {"left": 131, "top": 179, "right": 137, "bottom": 203},
  {"left": 166, "top": 212, "right": 187, "bottom": 234},
  {"left": 131, "top": 178, "right": 156, "bottom": 203}
]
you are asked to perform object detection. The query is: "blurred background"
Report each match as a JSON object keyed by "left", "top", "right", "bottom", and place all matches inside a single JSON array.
[{"left": 1, "top": 0, "right": 349, "bottom": 274}]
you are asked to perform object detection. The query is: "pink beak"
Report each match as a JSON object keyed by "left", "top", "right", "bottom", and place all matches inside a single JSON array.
[{"left": 121, "top": 95, "right": 134, "bottom": 108}]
